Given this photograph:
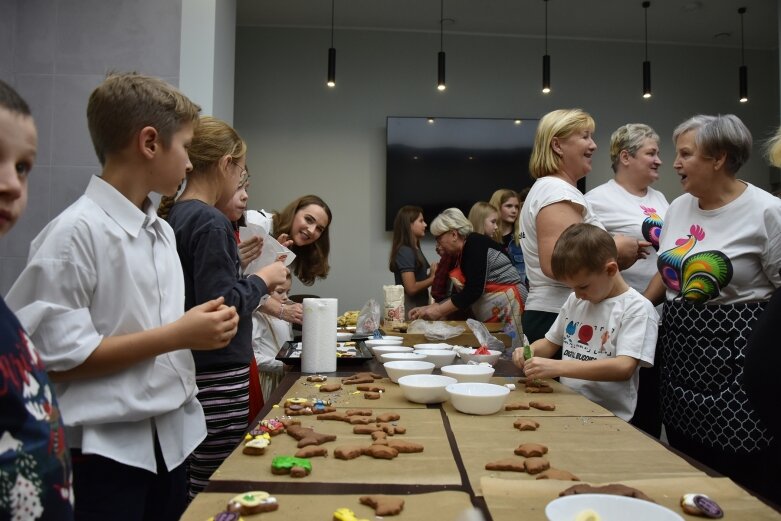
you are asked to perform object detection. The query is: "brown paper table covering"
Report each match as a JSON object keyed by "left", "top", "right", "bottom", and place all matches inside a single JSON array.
[
  {"left": 276, "top": 374, "right": 427, "bottom": 409},
  {"left": 211, "top": 408, "right": 462, "bottom": 486},
  {"left": 441, "top": 377, "right": 614, "bottom": 418},
  {"left": 182, "top": 490, "right": 476, "bottom": 520},
  {"left": 448, "top": 414, "right": 705, "bottom": 496},
  {"left": 481, "top": 476, "right": 781, "bottom": 521}
]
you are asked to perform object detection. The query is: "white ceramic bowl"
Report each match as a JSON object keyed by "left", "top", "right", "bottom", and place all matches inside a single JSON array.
[
  {"left": 337, "top": 332, "right": 353, "bottom": 342},
  {"left": 377, "top": 335, "right": 404, "bottom": 342},
  {"left": 455, "top": 348, "right": 503, "bottom": 366},
  {"left": 414, "top": 349, "right": 457, "bottom": 368},
  {"left": 446, "top": 382, "right": 509, "bottom": 415},
  {"left": 371, "top": 345, "right": 412, "bottom": 359},
  {"left": 397, "top": 374, "right": 457, "bottom": 404},
  {"left": 380, "top": 352, "right": 428, "bottom": 363},
  {"left": 440, "top": 364, "right": 495, "bottom": 383},
  {"left": 413, "top": 342, "right": 455, "bottom": 351},
  {"left": 365, "top": 338, "right": 404, "bottom": 348},
  {"left": 545, "top": 494, "right": 684, "bottom": 521},
  {"left": 383, "top": 360, "right": 435, "bottom": 383}
]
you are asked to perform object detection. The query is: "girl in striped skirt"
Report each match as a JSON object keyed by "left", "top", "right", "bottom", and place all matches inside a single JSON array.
[{"left": 159, "top": 116, "right": 288, "bottom": 500}]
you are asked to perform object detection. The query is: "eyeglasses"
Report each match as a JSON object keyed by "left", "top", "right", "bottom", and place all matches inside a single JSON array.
[
  {"left": 230, "top": 159, "right": 249, "bottom": 177},
  {"left": 435, "top": 230, "right": 452, "bottom": 244}
]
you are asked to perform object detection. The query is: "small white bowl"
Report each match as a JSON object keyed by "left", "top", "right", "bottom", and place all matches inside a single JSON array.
[
  {"left": 414, "top": 349, "right": 457, "bottom": 368},
  {"left": 545, "top": 494, "right": 684, "bottom": 521},
  {"left": 398, "top": 374, "right": 457, "bottom": 404},
  {"left": 455, "top": 347, "right": 503, "bottom": 366},
  {"left": 337, "top": 332, "right": 353, "bottom": 342},
  {"left": 383, "top": 360, "right": 435, "bottom": 383},
  {"left": 413, "top": 342, "right": 454, "bottom": 351},
  {"left": 366, "top": 338, "right": 404, "bottom": 348},
  {"left": 440, "top": 364, "right": 495, "bottom": 383},
  {"left": 371, "top": 345, "right": 412, "bottom": 360},
  {"left": 381, "top": 352, "right": 428, "bottom": 363},
  {"left": 376, "top": 335, "right": 404, "bottom": 342},
  {"left": 446, "top": 382, "right": 509, "bottom": 415}
]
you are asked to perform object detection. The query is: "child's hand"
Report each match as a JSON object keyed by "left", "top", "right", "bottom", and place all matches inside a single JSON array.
[
  {"left": 256, "top": 260, "right": 289, "bottom": 288},
  {"left": 281, "top": 301, "right": 303, "bottom": 325},
  {"left": 523, "top": 357, "right": 560, "bottom": 380},
  {"left": 176, "top": 297, "right": 239, "bottom": 350},
  {"left": 511, "top": 348, "right": 527, "bottom": 369},
  {"left": 239, "top": 235, "right": 263, "bottom": 269}
]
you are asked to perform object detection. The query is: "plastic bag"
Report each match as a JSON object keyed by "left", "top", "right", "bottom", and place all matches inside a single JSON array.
[
  {"left": 407, "top": 320, "right": 464, "bottom": 341},
  {"left": 355, "top": 298, "right": 381, "bottom": 335},
  {"left": 466, "top": 318, "right": 505, "bottom": 351}
]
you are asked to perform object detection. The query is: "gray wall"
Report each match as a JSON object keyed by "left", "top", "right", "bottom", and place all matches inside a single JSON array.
[
  {"left": 0, "top": 0, "right": 182, "bottom": 294},
  {"left": 234, "top": 27, "right": 780, "bottom": 311}
]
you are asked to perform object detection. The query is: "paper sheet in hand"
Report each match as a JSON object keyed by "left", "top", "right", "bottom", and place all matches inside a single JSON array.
[{"left": 239, "top": 209, "right": 295, "bottom": 273}]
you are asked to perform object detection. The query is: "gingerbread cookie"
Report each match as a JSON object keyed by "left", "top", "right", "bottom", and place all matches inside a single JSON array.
[
  {"left": 523, "top": 457, "right": 550, "bottom": 474},
  {"left": 364, "top": 391, "right": 382, "bottom": 400},
  {"left": 332, "top": 507, "right": 369, "bottom": 521},
  {"left": 485, "top": 457, "right": 526, "bottom": 472},
  {"left": 317, "top": 412, "right": 349, "bottom": 422},
  {"left": 536, "top": 468, "right": 580, "bottom": 481},
  {"left": 529, "top": 401, "right": 556, "bottom": 411},
  {"left": 251, "top": 418, "right": 285, "bottom": 436},
  {"left": 387, "top": 440, "right": 424, "bottom": 453},
  {"left": 513, "top": 418, "right": 540, "bottom": 431},
  {"left": 306, "top": 375, "right": 328, "bottom": 382},
  {"left": 346, "top": 409, "right": 373, "bottom": 416},
  {"left": 364, "top": 444, "right": 398, "bottom": 459},
  {"left": 242, "top": 437, "right": 270, "bottom": 455},
  {"left": 295, "top": 446, "right": 328, "bottom": 458},
  {"left": 375, "top": 412, "right": 400, "bottom": 422},
  {"left": 505, "top": 402, "right": 530, "bottom": 411},
  {"left": 514, "top": 443, "right": 548, "bottom": 457},
  {"left": 208, "top": 511, "right": 243, "bottom": 521},
  {"left": 320, "top": 383, "right": 342, "bottom": 393},
  {"left": 559, "top": 484, "right": 654, "bottom": 502},
  {"left": 227, "top": 491, "right": 279, "bottom": 515},
  {"left": 359, "top": 495, "right": 405, "bottom": 516},
  {"left": 525, "top": 385, "right": 554, "bottom": 394},
  {"left": 354, "top": 423, "right": 406, "bottom": 436},
  {"left": 680, "top": 493, "right": 724, "bottom": 518},
  {"left": 270, "top": 456, "right": 311, "bottom": 477},
  {"left": 334, "top": 445, "right": 367, "bottom": 460},
  {"left": 286, "top": 424, "right": 337, "bottom": 447},
  {"left": 342, "top": 372, "right": 383, "bottom": 385},
  {"left": 356, "top": 385, "right": 385, "bottom": 392}
]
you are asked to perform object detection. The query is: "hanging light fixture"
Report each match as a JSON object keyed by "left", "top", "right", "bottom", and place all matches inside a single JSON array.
[
  {"left": 326, "top": 0, "right": 336, "bottom": 88},
  {"left": 738, "top": 7, "right": 748, "bottom": 103},
  {"left": 542, "top": 0, "right": 550, "bottom": 94},
  {"left": 642, "top": 1, "right": 651, "bottom": 99},
  {"left": 437, "top": 0, "right": 446, "bottom": 91}
]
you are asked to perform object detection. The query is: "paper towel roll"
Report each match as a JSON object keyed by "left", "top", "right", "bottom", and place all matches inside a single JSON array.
[{"left": 301, "top": 298, "right": 338, "bottom": 373}]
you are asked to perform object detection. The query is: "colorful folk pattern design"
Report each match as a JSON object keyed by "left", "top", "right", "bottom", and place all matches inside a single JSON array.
[{"left": 640, "top": 205, "right": 664, "bottom": 251}]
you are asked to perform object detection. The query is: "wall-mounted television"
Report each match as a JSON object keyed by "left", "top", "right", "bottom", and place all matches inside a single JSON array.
[{"left": 385, "top": 116, "right": 539, "bottom": 231}]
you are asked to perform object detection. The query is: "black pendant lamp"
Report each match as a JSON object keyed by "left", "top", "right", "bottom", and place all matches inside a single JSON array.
[
  {"left": 437, "top": 0, "right": 446, "bottom": 91},
  {"left": 326, "top": 0, "right": 336, "bottom": 88},
  {"left": 738, "top": 7, "right": 748, "bottom": 103},
  {"left": 642, "top": 1, "right": 651, "bottom": 99},
  {"left": 542, "top": 0, "right": 550, "bottom": 94}
]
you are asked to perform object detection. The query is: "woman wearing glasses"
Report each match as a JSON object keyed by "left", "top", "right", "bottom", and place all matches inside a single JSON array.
[{"left": 408, "top": 208, "right": 524, "bottom": 349}]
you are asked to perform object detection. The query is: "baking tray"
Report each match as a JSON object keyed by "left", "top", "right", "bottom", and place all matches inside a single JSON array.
[{"left": 275, "top": 340, "right": 373, "bottom": 366}]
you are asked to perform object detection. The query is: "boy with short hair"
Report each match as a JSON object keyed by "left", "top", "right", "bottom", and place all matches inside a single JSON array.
[
  {"left": 0, "top": 80, "right": 74, "bottom": 520},
  {"left": 6, "top": 72, "right": 239, "bottom": 520},
  {"left": 512, "top": 223, "right": 658, "bottom": 421}
]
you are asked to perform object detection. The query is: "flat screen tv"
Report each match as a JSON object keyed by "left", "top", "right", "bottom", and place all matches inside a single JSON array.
[{"left": 385, "top": 116, "right": 539, "bottom": 231}]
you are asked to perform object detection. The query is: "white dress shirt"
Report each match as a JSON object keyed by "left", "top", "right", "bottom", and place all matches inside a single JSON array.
[{"left": 7, "top": 176, "right": 206, "bottom": 473}]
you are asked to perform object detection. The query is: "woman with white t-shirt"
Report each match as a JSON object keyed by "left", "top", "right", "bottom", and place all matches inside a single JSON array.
[
  {"left": 645, "top": 114, "right": 781, "bottom": 504},
  {"left": 521, "top": 109, "right": 646, "bottom": 345},
  {"left": 586, "top": 123, "right": 669, "bottom": 438}
]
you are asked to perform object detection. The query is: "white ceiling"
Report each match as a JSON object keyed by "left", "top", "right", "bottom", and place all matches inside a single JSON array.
[{"left": 237, "top": 0, "right": 779, "bottom": 50}]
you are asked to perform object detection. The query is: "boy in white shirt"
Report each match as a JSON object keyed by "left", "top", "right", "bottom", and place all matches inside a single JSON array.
[
  {"left": 252, "top": 272, "right": 293, "bottom": 399},
  {"left": 7, "top": 73, "right": 240, "bottom": 520},
  {"left": 512, "top": 223, "right": 658, "bottom": 421}
]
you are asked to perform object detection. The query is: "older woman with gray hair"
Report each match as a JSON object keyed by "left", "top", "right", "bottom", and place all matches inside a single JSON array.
[
  {"left": 408, "top": 208, "right": 525, "bottom": 348},
  {"left": 645, "top": 114, "right": 781, "bottom": 503}
]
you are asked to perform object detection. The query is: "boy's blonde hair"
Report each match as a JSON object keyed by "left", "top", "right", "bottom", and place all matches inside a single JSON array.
[
  {"left": 87, "top": 72, "right": 200, "bottom": 165},
  {"left": 467, "top": 201, "right": 499, "bottom": 236},
  {"left": 551, "top": 223, "right": 616, "bottom": 280},
  {"left": 529, "top": 109, "right": 595, "bottom": 179}
]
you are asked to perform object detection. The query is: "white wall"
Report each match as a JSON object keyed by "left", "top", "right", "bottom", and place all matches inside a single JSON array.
[{"left": 235, "top": 27, "right": 779, "bottom": 311}]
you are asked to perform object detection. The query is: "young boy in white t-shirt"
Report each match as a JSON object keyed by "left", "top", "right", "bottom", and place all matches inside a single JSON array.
[{"left": 512, "top": 223, "right": 658, "bottom": 421}]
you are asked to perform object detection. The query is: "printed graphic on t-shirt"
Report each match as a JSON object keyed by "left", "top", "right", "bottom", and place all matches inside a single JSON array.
[
  {"left": 562, "top": 319, "right": 615, "bottom": 361},
  {"left": 657, "top": 224, "right": 733, "bottom": 303},
  {"left": 640, "top": 205, "right": 664, "bottom": 250}
]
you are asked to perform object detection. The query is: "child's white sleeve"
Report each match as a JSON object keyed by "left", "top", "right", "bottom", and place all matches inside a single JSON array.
[
  {"left": 614, "top": 307, "right": 658, "bottom": 368},
  {"left": 252, "top": 312, "right": 284, "bottom": 373}
]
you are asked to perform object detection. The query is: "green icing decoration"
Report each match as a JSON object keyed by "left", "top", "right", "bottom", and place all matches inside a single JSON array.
[{"left": 271, "top": 455, "right": 312, "bottom": 471}]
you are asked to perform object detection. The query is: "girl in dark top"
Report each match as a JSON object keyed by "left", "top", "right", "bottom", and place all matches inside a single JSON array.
[
  {"left": 489, "top": 188, "right": 525, "bottom": 281},
  {"left": 388, "top": 205, "right": 437, "bottom": 320},
  {"left": 408, "top": 208, "right": 525, "bottom": 350},
  {"left": 159, "top": 116, "right": 287, "bottom": 499}
]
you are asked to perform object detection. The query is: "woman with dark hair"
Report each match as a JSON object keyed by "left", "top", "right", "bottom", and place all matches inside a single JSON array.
[
  {"left": 272, "top": 194, "right": 332, "bottom": 286},
  {"left": 389, "top": 205, "right": 437, "bottom": 320}
]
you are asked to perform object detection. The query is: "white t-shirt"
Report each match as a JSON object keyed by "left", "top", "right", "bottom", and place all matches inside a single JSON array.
[
  {"left": 546, "top": 287, "right": 658, "bottom": 421},
  {"left": 658, "top": 183, "right": 781, "bottom": 304},
  {"left": 521, "top": 176, "right": 604, "bottom": 313},
  {"left": 586, "top": 179, "right": 669, "bottom": 294},
  {"left": 252, "top": 311, "right": 292, "bottom": 373},
  {"left": 7, "top": 176, "right": 206, "bottom": 473}
]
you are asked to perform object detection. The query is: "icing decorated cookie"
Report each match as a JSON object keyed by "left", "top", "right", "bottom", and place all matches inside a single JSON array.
[
  {"left": 680, "top": 493, "right": 724, "bottom": 518},
  {"left": 242, "top": 437, "right": 270, "bottom": 455},
  {"left": 332, "top": 507, "right": 370, "bottom": 521},
  {"left": 208, "top": 511, "right": 243, "bottom": 521},
  {"left": 271, "top": 455, "right": 312, "bottom": 477},
  {"left": 251, "top": 418, "right": 285, "bottom": 436},
  {"left": 228, "top": 491, "right": 279, "bottom": 515}
]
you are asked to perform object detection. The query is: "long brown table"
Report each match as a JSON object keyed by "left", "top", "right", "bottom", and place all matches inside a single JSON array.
[{"left": 181, "top": 357, "right": 781, "bottom": 520}]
